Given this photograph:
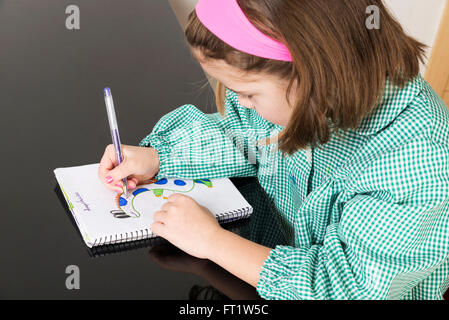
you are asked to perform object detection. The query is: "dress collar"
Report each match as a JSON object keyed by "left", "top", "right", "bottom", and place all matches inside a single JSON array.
[{"left": 349, "top": 74, "right": 424, "bottom": 136}]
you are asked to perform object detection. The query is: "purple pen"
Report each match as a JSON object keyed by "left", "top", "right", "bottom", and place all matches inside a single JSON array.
[{"left": 104, "top": 87, "right": 128, "bottom": 196}]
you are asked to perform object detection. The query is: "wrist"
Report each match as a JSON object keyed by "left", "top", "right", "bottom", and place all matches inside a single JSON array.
[
  {"left": 150, "top": 147, "right": 160, "bottom": 174},
  {"left": 204, "top": 227, "right": 232, "bottom": 261}
]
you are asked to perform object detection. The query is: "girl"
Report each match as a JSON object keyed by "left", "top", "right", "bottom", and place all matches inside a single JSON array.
[{"left": 98, "top": 0, "right": 449, "bottom": 300}]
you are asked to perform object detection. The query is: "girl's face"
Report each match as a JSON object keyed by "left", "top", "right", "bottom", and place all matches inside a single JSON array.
[{"left": 193, "top": 48, "right": 295, "bottom": 126}]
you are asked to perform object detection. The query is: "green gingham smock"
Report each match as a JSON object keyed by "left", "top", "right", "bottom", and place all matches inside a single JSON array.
[{"left": 139, "top": 74, "right": 449, "bottom": 300}]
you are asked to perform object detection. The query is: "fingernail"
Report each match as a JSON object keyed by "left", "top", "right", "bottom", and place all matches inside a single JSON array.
[
  {"left": 115, "top": 183, "right": 121, "bottom": 187},
  {"left": 106, "top": 176, "right": 113, "bottom": 184}
]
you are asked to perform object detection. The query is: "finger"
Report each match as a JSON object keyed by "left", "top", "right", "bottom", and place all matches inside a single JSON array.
[
  {"left": 167, "top": 193, "right": 190, "bottom": 203},
  {"left": 107, "top": 160, "right": 135, "bottom": 184},
  {"left": 98, "top": 144, "right": 119, "bottom": 181},
  {"left": 101, "top": 179, "right": 125, "bottom": 194},
  {"left": 127, "top": 178, "right": 139, "bottom": 190},
  {"left": 113, "top": 183, "right": 124, "bottom": 193},
  {"left": 126, "top": 180, "right": 135, "bottom": 190},
  {"left": 151, "top": 221, "right": 166, "bottom": 237},
  {"left": 161, "top": 201, "right": 176, "bottom": 211},
  {"left": 153, "top": 210, "right": 167, "bottom": 223}
]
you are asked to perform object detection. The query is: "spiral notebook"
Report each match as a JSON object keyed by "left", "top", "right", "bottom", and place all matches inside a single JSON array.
[{"left": 54, "top": 163, "right": 253, "bottom": 248}]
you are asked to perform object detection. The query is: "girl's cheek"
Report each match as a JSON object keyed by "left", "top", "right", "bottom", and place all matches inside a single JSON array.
[{"left": 256, "top": 106, "right": 280, "bottom": 123}]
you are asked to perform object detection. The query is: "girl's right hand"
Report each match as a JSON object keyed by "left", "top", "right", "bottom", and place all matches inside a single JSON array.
[{"left": 98, "top": 144, "right": 160, "bottom": 193}]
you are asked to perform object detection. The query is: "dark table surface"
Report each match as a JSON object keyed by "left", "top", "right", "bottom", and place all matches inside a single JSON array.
[{"left": 0, "top": 0, "right": 287, "bottom": 299}]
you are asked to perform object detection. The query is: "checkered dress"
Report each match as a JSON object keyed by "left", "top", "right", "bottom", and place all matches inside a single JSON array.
[{"left": 140, "top": 74, "right": 449, "bottom": 300}]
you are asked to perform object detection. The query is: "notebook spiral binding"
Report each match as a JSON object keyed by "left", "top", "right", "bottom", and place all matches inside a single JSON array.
[
  {"left": 88, "top": 235, "right": 167, "bottom": 258},
  {"left": 91, "top": 206, "right": 252, "bottom": 247},
  {"left": 215, "top": 206, "right": 253, "bottom": 224},
  {"left": 92, "top": 228, "right": 155, "bottom": 247}
]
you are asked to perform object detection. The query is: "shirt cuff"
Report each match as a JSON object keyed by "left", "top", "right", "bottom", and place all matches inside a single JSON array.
[
  {"left": 139, "top": 132, "right": 171, "bottom": 180},
  {"left": 256, "top": 245, "right": 308, "bottom": 300}
]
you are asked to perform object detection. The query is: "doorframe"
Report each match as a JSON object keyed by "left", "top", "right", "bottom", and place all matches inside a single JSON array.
[{"left": 425, "top": 0, "right": 449, "bottom": 104}]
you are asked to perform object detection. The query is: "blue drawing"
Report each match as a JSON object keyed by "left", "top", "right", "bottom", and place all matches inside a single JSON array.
[{"left": 110, "top": 178, "right": 213, "bottom": 219}]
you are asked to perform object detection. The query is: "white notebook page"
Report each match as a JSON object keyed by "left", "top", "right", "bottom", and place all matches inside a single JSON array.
[{"left": 54, "top": 163, "right": 252, "bottom": 247}]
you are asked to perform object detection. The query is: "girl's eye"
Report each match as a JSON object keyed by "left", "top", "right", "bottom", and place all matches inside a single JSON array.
[{"left": 241, "top": 94, "right": 253, "bottom": 99}]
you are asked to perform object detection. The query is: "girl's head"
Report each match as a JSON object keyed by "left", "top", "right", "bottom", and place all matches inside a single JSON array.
[{"left": 185, "top": 0, "right": 426, "bottom": 154}]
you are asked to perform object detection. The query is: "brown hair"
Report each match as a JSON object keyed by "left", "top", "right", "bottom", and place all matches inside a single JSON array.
[{"left": 185, "top": 0, "right": 426, "bottom": 154}]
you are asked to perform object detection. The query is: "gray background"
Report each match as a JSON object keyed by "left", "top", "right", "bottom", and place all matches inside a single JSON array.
[{"left": 0, "top": 0, "right": 231, "bottom": 299}]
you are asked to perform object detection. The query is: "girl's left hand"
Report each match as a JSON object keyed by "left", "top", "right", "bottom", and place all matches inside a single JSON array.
[{"left": 151, "top": 193, "right": 221, "bottom": 259}]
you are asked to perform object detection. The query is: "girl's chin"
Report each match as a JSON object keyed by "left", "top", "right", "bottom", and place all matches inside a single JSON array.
[
  {"left": 251, "top": 107, "right": 288, "bottom": 126},
  {"left": 264, "top": 117, "right": 288, "bottom": 126}
]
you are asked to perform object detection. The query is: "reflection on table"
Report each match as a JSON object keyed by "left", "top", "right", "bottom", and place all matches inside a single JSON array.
[{"left": 54, "top": 177, "right": 289, "bottom": 300}]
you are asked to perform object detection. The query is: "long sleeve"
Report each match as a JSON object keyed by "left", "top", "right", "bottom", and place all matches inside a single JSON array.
[
  {"left": 139, "top": 90, "right": 266, "bottom": 179},
  {"left": 257, "top": 135, "right": 449, "bottom": 300}
]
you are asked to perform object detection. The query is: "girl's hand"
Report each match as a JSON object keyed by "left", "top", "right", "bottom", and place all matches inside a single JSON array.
[
  {"left": 151, "top": 193, "right": 221, "bottom": 260},
  {"left": 98, "top": 144, "right": 160, "bottom": 193}
]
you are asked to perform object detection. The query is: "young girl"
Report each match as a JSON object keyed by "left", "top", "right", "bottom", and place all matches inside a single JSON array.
[{"left": 98, "top": 0, "right": 449, "bottom": 300}]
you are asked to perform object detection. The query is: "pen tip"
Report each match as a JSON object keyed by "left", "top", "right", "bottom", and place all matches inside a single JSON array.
[{"left": 104, "top": 87, "right": 111, "bottom": 97}]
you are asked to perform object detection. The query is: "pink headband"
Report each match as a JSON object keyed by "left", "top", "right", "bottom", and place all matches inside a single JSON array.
[{"left": 195, "top": 0, "right": 293, "bottom": 62}]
